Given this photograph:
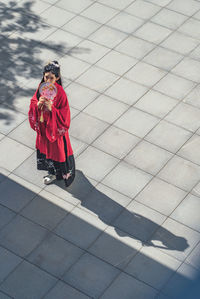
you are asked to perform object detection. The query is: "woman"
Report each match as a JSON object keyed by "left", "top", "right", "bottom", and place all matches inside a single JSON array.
[{"left": 28, "top": 60, "right": 75, "bottom": 187}]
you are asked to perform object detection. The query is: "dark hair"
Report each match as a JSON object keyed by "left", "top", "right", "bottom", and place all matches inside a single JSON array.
[{"left": 37, "top": 60, "right": 62, "bottom": 100}]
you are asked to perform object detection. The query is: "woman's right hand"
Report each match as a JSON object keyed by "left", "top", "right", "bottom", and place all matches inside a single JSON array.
[{"left": 37, "top": 97, "right": 46, "bottom": 109}]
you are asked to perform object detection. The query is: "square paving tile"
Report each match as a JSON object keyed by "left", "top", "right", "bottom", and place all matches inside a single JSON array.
[
  {"left": 0, "top": 215, "right": 48, "bottom": 257},
  {"left": 125, "top": 140, "right": 173, "bottom": 175},
  {"left": 165, "top": 102, "right": 200, "bottom": 132},
  {"left": 20, "top": 22, "right": 58, "bottom": 42},
  {"left": 76, "top": 146, "right": 119, "bottom": 181},
  {"left": 151, "top": 218, "right": 200, "bottom": 261},
  {"left": 186, "top": 242, "right": 200, "bottom": 270},
  {"left": 0, "top": 105, "right": 26, "bottom": 135},
  {"left": 105, "top": 78, "right": 148, "bottom": 105},
  {"left": 54, "top": 207, "right": 107, "bottom": 249},
  {"left": 143, "top": 47, "right": 183, "bottom": 71},
  {"left": 171, "top": 194, "right": 200, "bottom": 232},
  {"left": 70, "top": 136, "right": 88, "bottom": 158},
  {"left": 158, "top": 155, "right": 200, "bottom": 191},
  {"left": 0, "top": 261, "right": 57, "bottom": 299},
  {"left": 134, "top": 22, "right": 172, "bottom": 44},
  {"left": 83, "top": 94, "right": 128, "bottom": 124},
  {"left": 178, "top": 18, "right": 200, "bottom": 40},
  {"left": 0, "top": 246, "right": 22, "bottom": 284},
  {"left": 55, "top": 0, "right": 92, "bottom": 14},
  {"left": 59, "top": 55, "right": 91, "bottom": 81},
  {"left": 114, "top": 107, "right": 160, "bottom": 138},
  {"left": 125, "top": 0, "right": 161, "bottom": 19},
  {"left": 135, "top": 90, "right": 178, "bottom": 118},
  {"left": 177, "top": 134, "right": 200, "bottom": 165},
  {"left": 67, "top": 81, "right": 99, "bottom": 110},
  {"left": 145, "top": 120, "right": 192, "bottom": 153},
  {"left": 44, "top": 281, "right": 90, "bottom": 299},
  {"left": 89, "top": 26, "right": 127, "bottom": 48},
  {"left": 0, "top": 291, "right": 12, "bottom": 299},
  {"left": 125, "top": 61, "right": 167, "bottom": 87},
  {"left": 27, "top": 233, "right": 83, "bottom": 278},
  {"left": 189, "top": 44, "right": 200, "bottom": 61},
  {"left": 89, "top": 226, "right": 142, "bottom": 269},
  {"left": 0, "top": 205, "right": 16, "bottom": 230},
  {"left": 62, "top": 15, "right": 101, "bottom": 38},
  {"left": 78, "top": 182, "right": 132, "bottom": 224},
  {"left": 70, "top": 112, "right": 109, "bottom": 144},
  {"left": 102, "top": 161, "right": 153, "bottom": 198},
  {"left": 71, "top": 40, "right": 110, "bottom": 64},
  {"left": 113, "top": 201, "right": 166, "bottom": 242},
  {"left": 124, "top": 246, "right": 181, "bottom": 290},
  {"left": 107, "top": 12, "right": 144, "bottom": 34},
  {"left": 167, "top": 0, "right": 200, "bottom": 16},
  {"left": 93, "top": 125, "right": 140, "bottom": 159},
  {"left": 115, "top": 35, "right": 155, "bottom": 59},
  {"left": 151, "top": 8, "right": 187, "bottom": 30},
  {"left": 172, "top": 57, "right": 200, "bottom": 83},
  {"left": 161, "top": 32, "right": 199, "bottom": 55},
  {"left": 63, "top": 253, "right": 119, "bottom": 298},
  {"left": 135, "top": 177, "right": 187, "bottom": 216},
  {"left": 81, "top": 2, "right": 118, "bottom": 24},
  {"left": 101, "top": 272, "right": 157, "bottom": 299},
  {"left": 0, "top": 176, "right": 36, "bottom": 212},
  {"left": 76, "top": 65, "right": 119, "bottom": 93},
  {"left": 153, "top": 73, "right": 196, "bottom": 99},
  {"left": 96, "top": 50, "right": 138, "bottom": 76},
  {"left": 40, "top": 5, "right": 75, "bottom": 27},
  {"left": 98, "top": 0, "right": 134, "bottom": 10},
  {"left": 183, "top": 84, "right": 200, "bottom": 109}
]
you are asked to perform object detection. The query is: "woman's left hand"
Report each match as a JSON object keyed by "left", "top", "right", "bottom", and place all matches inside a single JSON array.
[{"left": 44, "top": 99, "right": 52, "bottom": 111}]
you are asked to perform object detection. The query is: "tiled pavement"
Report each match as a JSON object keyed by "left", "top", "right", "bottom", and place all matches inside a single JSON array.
[{"left": 0, "top": 0, "right": 200, "bottom": 298}]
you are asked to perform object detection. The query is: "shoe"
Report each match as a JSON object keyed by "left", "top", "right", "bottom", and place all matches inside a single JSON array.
[{"left": 43, "top": 174, "right": 56, "bottom": 185}]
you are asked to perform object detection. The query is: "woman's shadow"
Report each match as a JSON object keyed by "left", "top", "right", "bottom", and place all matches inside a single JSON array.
[{"left": 54, "top": 170, "right": 189, "bottom": 253}]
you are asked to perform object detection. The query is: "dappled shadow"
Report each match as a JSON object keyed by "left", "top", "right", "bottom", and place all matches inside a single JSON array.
[
  {"left": 54, "top": 170, "right": 189, "bottom": 253},
  {"left": 0, "top": 0, "right": 90, "bottom": 122}
]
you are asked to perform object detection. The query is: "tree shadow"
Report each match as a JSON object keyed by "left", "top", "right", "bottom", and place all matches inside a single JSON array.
[
  {"left": 53, "top": 170, "right": 189, "bottom": 253},
  {"left": 0, "top": 0, "right": 90, "bottom": 122}
]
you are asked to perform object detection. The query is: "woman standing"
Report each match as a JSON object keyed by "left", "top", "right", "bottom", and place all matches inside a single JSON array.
[{"left": 28, "top": 60, "right": 75, "bottom": 187}]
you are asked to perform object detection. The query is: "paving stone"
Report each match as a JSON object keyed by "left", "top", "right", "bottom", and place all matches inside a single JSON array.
[
  {"left": 101, "top": 272, "right": 157, "bottom": 299},
  {"left": 55, "top": 0, "right": 92, "bottom": 14},
  {"left": 135, "top": 177, "right": 187, "bottom": 216},
  {"left": 114, "top": 107, "right": 160, "bottom": 138},
  {"left": 167, "top": 0, "right": 200, "bottom": 16},
  {"left": 63, "top": 253, "right": 120, "bottom": 298},
  {"left": 115, "top": 35, "right": 155, "bottom": 59},
  {"left": 0, "top": 215, "right": 48, "bottom": 257},
  {"left": 89, "top": 26, "right": 127, "bottom": 48},
  {"left": 125, "top": 61, "right": 167, "bottom": 87},
  {"left": 177, "top": 134, "right": 200, "bottom": 165},
  {"left": 178, "top": 18, "right": 200, "bottom": 40},
  {"left": 98, "top": 0, "right": 134, "bottom": 10},
  {"left": 27, "top": 232, "right": 83, "bottom": 278},
  {"left": 93, "top": 125, "right": 140, "bottom": 159},
  {"left": 143, "top": 47, "right": 183, "bottom": 71},
  {"left": 55, "top": 207, "right": 107, "bottom": 249},
  {"left": 172, "top": 57, "right": 200, "bottom": 83},
  {"left": 102, "top": 161, "right": 152, "bottom": 198},
  {"left": 0, "top": 291, "right": 12, "bottom": 299},
  {"left": 151, "top": 218, "right": 200, "bottom": 261},
  {"left": 0, "top": 205, "right": 16, "bottom": 230},
  {"left": 125, "top": 140, "right": 173, "bottom": 175},
  {"left": 62, "top": 15, "right": 101, "bottom": 38},
  {"left": 124, "top": 246, "right": 181, "bottom": 290},
  {"left": 105, "top": 78, "right": 148, "bottom": 105},
  {"left": 153, "top": 73, "right": 196, "bottom": 99},
  {"left": 96, "top": 50, "right": 138, "bottom": 76},
  {"left": 113, "top": 200, "right": 166, "bottom": 242},
  {"left": 40, "top": 5, "right": 75, "bottom": 27},
  {"left": 135, "top": 90, "right": 178, "bottom": 118},
  {"left": 76, "top": 146, "right": 119, "bottom": 181},
  {"left": 107, "top": 12, "right": 145, "bottom": 34},
  {"left": 0, "top": 260, "right": 57, "bottom": 299},
  {"left": 158, "top": 155, "right": 200, "bottom": 191},
  {"left": 183, "top": 84, "right": 200, "bottom": 108},
  {"left": 0, "top": 105, "right": 27, "bottom": 135},
  {"left": 125, "top": 0, "right": 161, "bottom": 20},
  {"left": 186, "top": 242, "right": 200, "bottom": 270},
  {"left": 145, "top": 120, "right": 192, "bottom": 153},
  {"left": 44, "top": 281, "right": 90, "bottom": 299},
  {"left": 81, "top": 2, "right": 118, "bottom": 24},
  {"left": 151, "top": 8, "right": 187, "bottom": 30},
  {"left": 83, "top": 94, "right": 128, "bottom": 124},
  {"left": 89, "top": 226, "right": 142, "bottom": 269}
]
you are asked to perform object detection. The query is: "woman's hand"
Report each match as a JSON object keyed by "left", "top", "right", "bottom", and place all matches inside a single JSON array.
[
  {"left": 44, "top": 99, "right": 52, "bottom": 111},
  {"left": 37, "top": 97, "right": 46, "bottom": 109}
]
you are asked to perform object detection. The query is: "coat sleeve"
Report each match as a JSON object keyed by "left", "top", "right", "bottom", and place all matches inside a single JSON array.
[
  {"left": 45, "top": 88, "right": 71, "bottom": 143},
  {"left": 28, "top": 89, "right": 41, "bottom": 134}
]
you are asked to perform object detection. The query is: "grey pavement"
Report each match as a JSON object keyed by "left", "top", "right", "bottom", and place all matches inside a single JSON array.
[{"left": 0, "top": 0, "right": 200, "bottom": 298}]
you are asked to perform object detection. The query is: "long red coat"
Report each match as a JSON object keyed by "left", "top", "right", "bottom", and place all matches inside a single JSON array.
[{"left": 28, "top": 82, "right": 73, "bottom": 162}]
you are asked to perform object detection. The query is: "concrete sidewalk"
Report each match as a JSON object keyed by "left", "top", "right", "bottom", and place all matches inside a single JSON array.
[{"left": 0, "top": 0, "right": 200, "bottom": 298}]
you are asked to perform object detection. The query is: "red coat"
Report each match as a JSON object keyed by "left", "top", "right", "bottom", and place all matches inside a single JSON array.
[{"left": 28, "top": 82, "right": 73, "bottom": 162}]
